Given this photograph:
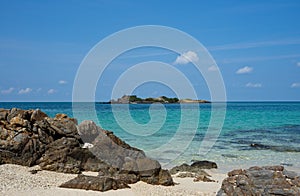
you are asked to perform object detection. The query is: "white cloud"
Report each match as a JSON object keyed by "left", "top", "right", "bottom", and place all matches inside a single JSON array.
[
  {"left": 297, "top": 62, "right": 300, "bottom": 67},
  {"left": 236, "top": 66, "right": 253, "bottom": 74},
  {"left": 47, "top": 89, "right": 56, "bottom": 94},
  {"left": 1, "top": 87, "right": 14, "bottom": 94},
  {"left": 291, "top": 83, "right": 300, "bottom": 88},
  {"left": 18, "top": 88, "right": 32, "bottom": 94},
  {"left": 59, "top": 80, "right": 67, "bottom": 84},
  {"left": 174, "top": 51, "right": 199, "bottom": 65},
  {"left": 246, "top": 83, "right": 262, "bottom": 88},
  {"left": 208, "top": 65, "right": 219, "bottom": 72}
]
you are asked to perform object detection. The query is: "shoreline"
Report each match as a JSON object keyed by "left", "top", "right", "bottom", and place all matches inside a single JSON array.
[
  {"left": 0, "top": 164, "right": 226, "bottom": 196},
  {"left": 2, "top": 163, "right": 299, "bottom": 195}
]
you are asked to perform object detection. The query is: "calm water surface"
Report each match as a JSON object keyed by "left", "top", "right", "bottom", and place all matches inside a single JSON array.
[{"left": 2, "top": 102, "right": 300, "bottom": 172}]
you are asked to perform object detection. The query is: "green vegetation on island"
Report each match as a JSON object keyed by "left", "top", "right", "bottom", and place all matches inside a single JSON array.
[{"left": 106, "top": 95, "right": 210, "bottom": 104}]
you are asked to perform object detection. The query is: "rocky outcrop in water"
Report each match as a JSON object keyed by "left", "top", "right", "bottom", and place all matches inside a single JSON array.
[
  {"left": 217, "top": 166, "right": 300, "bottom": 196},
  {"left": 249, "top": 143, "right": 300, "bottom": 152},
  {"left": 0, "top": 108, "right": 173, "bottom": 192}
]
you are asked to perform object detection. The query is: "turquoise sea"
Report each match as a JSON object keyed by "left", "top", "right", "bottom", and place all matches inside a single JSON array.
[{"left": 1, "top": 102, "right": 300, "bottom": 172}]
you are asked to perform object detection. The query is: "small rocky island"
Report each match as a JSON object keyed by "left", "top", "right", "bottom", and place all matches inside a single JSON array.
[{"left": 104, "top": 95, "right": 211, "bottom": 104}]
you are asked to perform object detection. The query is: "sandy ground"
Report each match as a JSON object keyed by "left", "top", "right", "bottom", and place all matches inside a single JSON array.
[{"left": 0, "top": 164, "right": 226, "bottom": 196}]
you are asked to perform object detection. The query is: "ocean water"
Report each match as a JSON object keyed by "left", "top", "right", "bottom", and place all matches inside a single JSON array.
[{"left": 1, "top": 102, "right": 300, "bottom": 172}]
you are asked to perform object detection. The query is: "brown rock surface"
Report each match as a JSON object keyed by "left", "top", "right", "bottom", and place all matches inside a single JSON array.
[
  {"left": 59, "top": 174, "right": 130, "bottom": 192},
  {"left": 217, "top": 166, "right": 300, "bottom": 196}
]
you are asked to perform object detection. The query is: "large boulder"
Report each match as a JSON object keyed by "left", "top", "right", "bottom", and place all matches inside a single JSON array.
[
  {"left": 217, "top": 166, "right": 300, "bottom": 196},
  {"left": 79, "top": 120, "right": 146, "bottom": 170},
  {"left": 78, "top": 121, "right": 173, "bottom": 186}
]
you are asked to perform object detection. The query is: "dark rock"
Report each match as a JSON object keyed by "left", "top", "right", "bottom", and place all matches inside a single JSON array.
[
  {"left": 78, "top": 120, "right": 102, "bottom": 143},
  {"left": 136, "top": 158, "right": 162, "bottom": 185},
  {"left": 83, "top": 157, "right": 112, "bottom": 172},
  {"left": 114, "top": 173, "right": 139, "bottom": 184},
  {"left": 250, "top": 143, "right": 271, "bottom": 150},
  {"left": 158, "top": 169, "right": 174, "bottom": 186},
  {"left": 169, "top": 163, "right": 191, "bottom": 175},
  {"left": 292, "top": 177, "right": 300, "bottom": 187},
  {"left": 283, "top": 170, "right": 299, "bottom": 180},
  {"left": 193, "top": 175, "right": 215, "bottom": 182},
  {"left": 47, "top": 117, "right": 79, "bottom": 138},
  {"left": 228, "top": 169, "right": 245, "bottom": 177},
  {"left": 59, "top": 175, "right": 130, "bottom": 192},
  {"left": 217, "top": 166, "right": 300, "bottom": 196},
  {"left": 7, "top": 108, "right": 31, "bottom": 122},
  {"left": 29, "top": 169, "right": 41, "bottom": 174},
  {"left": 0, "top": 125, "right": 42, "bottom": 166},
  {"left": 88, "top": 129, "right": 145, "bottom": 169},
  {"left": 136, "top": 158, "right": 161, "bottom": 177},
  {"left": 170, "top": 161, "right": 217, "bottom": 175},
  {"left": 191, "top": 160, "right": 217, "bottom": 169},
  {"left": 37, "top": 137, "right": 84, "bottom": 173},
  {"left": 262, "top": 165, "right": 284, "bottom": 171},
  {"left": 37, "top": 137, "right": 108, "bottom": 174},
  {"left": 221, "top": 154, "right": 238, "bottom": 158},
  {"left": 250, "top": 143, "right": 300, "bottom": 153},
  {"left": 30, "top": 109, "right": 48, "bottom": 122},
  {"left": 30, "top": 170, "right": 38, "bottom": 174},
  {"left": 177, "top": 172, "right": 196, "bottom": 178},
  {"left": 120, "top": 157, "right": 138, "bottom": 174},
  {"left": 281, "top": 163, "right": 293, "bottom": 167},
  {"left": 103, "top": 130, "right": 144, "bottom": 156},
  {"left": 0, "top": 109, "right": 9, "bottom": 121},
  {"left": 170, "top": 162, "right": 216, "bottom": 183}
]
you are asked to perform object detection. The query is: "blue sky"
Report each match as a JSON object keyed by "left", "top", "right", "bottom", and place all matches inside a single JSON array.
[{"left": 0, "top": 0, "right": 300, "bottom": 101}]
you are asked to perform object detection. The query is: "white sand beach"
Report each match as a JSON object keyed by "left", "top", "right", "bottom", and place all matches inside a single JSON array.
[{"left": 0, "top": 164, "right": 226, "bottom": 196}]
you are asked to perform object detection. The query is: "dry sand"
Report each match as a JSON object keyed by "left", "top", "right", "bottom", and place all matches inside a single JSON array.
[{"left": 0, "top": 164, "right": 226, "bottom": 196}]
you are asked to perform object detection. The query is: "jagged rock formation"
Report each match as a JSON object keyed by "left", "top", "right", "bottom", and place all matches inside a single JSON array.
[
  {"left": 217, "top": 166, "right": 300, "bottom": 196},
  {"left": 0, "top": 108, "right": 173, "bottom": 192}
]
